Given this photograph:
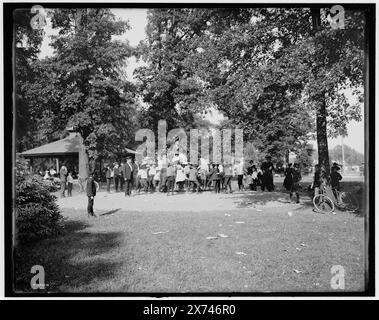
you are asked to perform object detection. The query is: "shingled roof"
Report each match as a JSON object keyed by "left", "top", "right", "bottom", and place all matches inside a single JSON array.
[{"left": 21, "top": 133, "right": 81, "bottom": 157}]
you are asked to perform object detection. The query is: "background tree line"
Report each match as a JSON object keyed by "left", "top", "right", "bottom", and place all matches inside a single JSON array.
[{"left": 15, "top": 6, "right": 365, "bottom": 179}]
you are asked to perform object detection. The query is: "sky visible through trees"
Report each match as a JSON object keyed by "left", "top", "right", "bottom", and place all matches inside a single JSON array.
[{"left": 36, "top": 8, "right": 364, "bottom": 155}]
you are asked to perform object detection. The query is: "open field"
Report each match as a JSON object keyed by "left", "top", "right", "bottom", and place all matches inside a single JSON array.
[{"left": 14, "top": 179, "right": 366, "bottom": 293}]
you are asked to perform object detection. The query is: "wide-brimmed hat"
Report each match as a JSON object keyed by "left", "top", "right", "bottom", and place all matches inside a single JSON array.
[{"left": 332, "top": 162, "right": 341, "bottom": 170}]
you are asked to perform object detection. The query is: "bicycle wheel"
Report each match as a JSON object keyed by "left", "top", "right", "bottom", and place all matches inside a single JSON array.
[
  {"left": 313, "top": 194, "right": 335, "bottom": 214},
  {"left": 340, "top": 192, "right": 359, "bottom": 211}
]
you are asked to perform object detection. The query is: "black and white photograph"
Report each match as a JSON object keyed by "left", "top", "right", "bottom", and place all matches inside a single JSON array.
[{"left": 2, "top": 1, "right": 375, "bottom": 298}]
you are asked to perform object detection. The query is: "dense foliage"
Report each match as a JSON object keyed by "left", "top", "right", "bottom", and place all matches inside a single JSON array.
[
  {"left": 15, "top": 7, "right": 365, "bottom": 176},
  {"left": 15, "top": 158, "right": 63, "bottom": 244},
  {"left": 136, "top": 7, "right": 364, "bottom": 176},
  {"left": 16, "top": 9, "right": 140, "bottom": 175}
]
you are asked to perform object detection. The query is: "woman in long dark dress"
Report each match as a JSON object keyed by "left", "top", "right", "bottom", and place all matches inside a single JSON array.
[{"left": 283, "top": 163, "right": 293, "bottom": 191}]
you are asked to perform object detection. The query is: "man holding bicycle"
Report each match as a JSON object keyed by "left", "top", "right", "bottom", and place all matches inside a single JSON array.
[{"left": 331, "top": 162, "right": 343, "bottom": 202}]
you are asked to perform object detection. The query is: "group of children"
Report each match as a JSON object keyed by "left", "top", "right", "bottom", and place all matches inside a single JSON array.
[
  {"left": 103, "top": 155, "right": 278, "bottom": 196},
  {"left": 42, "top": 165, "right": 75, "bottom": 197}
]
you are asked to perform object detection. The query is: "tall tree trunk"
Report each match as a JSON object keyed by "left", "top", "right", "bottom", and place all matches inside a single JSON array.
[
  {"left": 311, "top": 8, "right": 331, "bottom": 182},
  {"left": 78, "top": 136, "right": 89, "bottom": 180},
  {"left": 316, "top": 97, "right": 330, "bottom": 181}
]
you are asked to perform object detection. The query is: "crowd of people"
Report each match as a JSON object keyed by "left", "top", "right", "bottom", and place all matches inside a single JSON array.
[
  {"left": 101, "top": 155, "right": 278, "bottom": 196},
  {"left": 45, "top": 154, "right": 343, "bottom": 217}
]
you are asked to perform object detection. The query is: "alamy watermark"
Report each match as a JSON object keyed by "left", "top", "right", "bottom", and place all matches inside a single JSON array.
[
  {"left": 30, "top": 265, "right": 46, "bottom": 289},
  {"left": 134, "top": 120, "right": 244, "bottom": 165},
  {"left": 30, "top": 5, "right": 47, "bottom": 30},
  {"left": 330, "top": 265, "right": 345, "bottom": 290}
]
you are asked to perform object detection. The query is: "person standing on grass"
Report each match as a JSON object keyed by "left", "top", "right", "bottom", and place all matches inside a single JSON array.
[
  {"left": 175, "top": 163, "right": 186, "bottom": 192},
  {"left": 198, "top": 158, "right": 208, "bottom": 191},
  {"left": 67, "top": 172, "right": 74, "bottom": 197},
  {"left": 148, "top": 163, "right": 157, "bottom": 192},
  {"left": 234, "top": 159, "right": 245, "bottom": 191},
  {"left": 331, "top": 163, "right": 343, "bottom": 201},
  {"left": 123, "top": 156, "right": 134, "bottom": 196},
  {"left": 86, "top": 172, "right": 97, "bottom": 217},
  {"left": 283, "top": 163, "right": 293, "bottom": 191},
  {"left": 289, "top": 163, "right": 301, "bottom": 203},
  {"left": 188, "top": 163, "right": 200, "bottom": 192},
  {"left": 207, "top": 163, "right": 216, "bottom": 191},
  {"left": 159, "top": 160, "right": 167, "bottom": 192},
  {"left": 59, "top": 164, "right": 68, "bottom": 197},
  {"left": 153, "top": 164, "right": 161, "bottom": 190},
  {"left": 213, "top": 164, "right": 222, "bottom": 193},
  {"left": 113, "top": 162, "right": 120, "bottom": 192},
  {"left": 223, "top": 161, "right": 233, "bottom": 193},
  {"left": 218, "top": 163, "right": 225, "bottom": 191},
  {"left": 184, "top": 162, "right": 191, "bottom": 191},
  {"left": 246, "top": 160, "right": 254, "bottom": 190},
  {"left": 105, "top": 164, "right": 112, "bottom": 193},
  {"left": 119, "top": 160, "right": 125, "bottom": 192},
  {"left": 166, "top": 162, "right": 176, "bottom": 196},
  {"left": 251, "top": 165, "right": 258, "bottom": 191},
  {"left": 261, "top": 155, "right": 274, "bottom": 192},
  {"left": 138, "top": 162, "right": 148, "bottom": 193}
]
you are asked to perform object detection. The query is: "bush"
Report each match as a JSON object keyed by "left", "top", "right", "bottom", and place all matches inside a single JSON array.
[{"left": 15, "top": 158, "right": 64, "bottom": 244}]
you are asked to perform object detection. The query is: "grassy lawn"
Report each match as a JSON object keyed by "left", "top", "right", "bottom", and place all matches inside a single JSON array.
[{"left": 14, "top": 180, "right": 366, "bottom": 293}]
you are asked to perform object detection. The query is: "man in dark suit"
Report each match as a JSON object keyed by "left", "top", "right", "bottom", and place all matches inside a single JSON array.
[
  {"left": 119, "top": 161, "right": 125, "bottom": 191},
  {"left": 86, "top": 172, "right": 97, "bottom": 217},
  {"left": 261, "top": 155, "right": 274, "bottom": 192},
  {"left": 122, "top": 156, "right": 134, "bottom": 196},
  {"left": 113, "top": 162, "right": 120, "bottom": 192}
]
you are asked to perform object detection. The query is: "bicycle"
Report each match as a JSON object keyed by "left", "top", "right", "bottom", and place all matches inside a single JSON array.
[{"left": 313, "top": 184, "right": 359, "bottom": 214}]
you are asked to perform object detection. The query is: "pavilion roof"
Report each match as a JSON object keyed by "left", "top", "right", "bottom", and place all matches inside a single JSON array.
[
  {"left": 20, "top": 132, "right": 139, "bottom": 157},
  {"left": 20, "top": 133, "right": 81, "bottom": 157}
]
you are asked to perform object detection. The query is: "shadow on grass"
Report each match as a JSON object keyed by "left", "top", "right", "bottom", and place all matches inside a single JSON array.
[
  {"left": 229, "top": 183, "right": 299, "bottom": 208},
  {"left": 14, "top": 219, "right": 124, "bottom": 293},
  {"left": 229, "top": 181, "right": 365, "bottom": 217},
  {"left": 100, "top": 208, "right": 121, "bottom": 216}
]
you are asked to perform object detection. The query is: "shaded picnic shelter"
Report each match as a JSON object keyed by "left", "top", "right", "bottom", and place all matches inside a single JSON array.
[
  {"left": 20, "top": 131, "right": 83, "bottom": 176},
  {"left": 20, "top": 130, "right": 138, "bottom": 178}
]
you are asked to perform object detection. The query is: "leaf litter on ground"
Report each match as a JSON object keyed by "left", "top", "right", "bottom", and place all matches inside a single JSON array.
[
  {"left": 217, "top": 233, "right": 229, "bottom": 238},
  {"left": 152, "top": 231, "right": 169, "bottom": 235}
]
